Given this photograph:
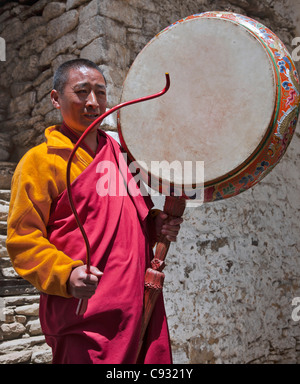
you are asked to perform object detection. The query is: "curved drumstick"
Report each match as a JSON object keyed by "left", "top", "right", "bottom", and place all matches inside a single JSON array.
[{"left": 66, "top": 73, "right": 170, "bottom": 316}]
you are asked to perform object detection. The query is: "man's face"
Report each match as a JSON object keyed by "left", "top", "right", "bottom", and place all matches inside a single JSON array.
[{"left": 51, "top": 66, "right": 107, "bottom": 133}]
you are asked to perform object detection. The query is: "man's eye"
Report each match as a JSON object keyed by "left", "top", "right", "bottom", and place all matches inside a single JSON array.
[{"left": 76, "top": 90, "right": 88, "bottom": 94}]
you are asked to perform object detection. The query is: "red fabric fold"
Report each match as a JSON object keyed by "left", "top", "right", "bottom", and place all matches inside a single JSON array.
[{"left": 39, "top": 131, "right": 172, "bottom": 364}]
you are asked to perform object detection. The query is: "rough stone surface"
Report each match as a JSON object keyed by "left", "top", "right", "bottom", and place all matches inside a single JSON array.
[
  {"left": 42, "top": 2, "right": 66, "bottom": 22},
  {"left": 0, "top": 294, "right": 51, "bottom": 364},
  {"left": 0, "top": 0, "right": 299, "bottom": 365},
  {"left": 47, "top": 9, "right": 79, "bottom": 43}
]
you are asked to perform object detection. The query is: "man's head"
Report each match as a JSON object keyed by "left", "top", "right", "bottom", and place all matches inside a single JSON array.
[
  {"left": 51, "top": 59, "right": 107, "bottom": 134},
  {"left": 53, "top": 58, "right": 106, "bottom": 94}
]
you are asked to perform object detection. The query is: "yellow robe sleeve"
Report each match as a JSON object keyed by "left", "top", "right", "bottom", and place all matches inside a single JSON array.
[{"left": 6, "top": 144, "right": 84, "bottom": 298}]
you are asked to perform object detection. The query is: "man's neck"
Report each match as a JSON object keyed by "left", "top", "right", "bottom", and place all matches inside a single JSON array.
[{"left": 82, "top": 129, "right": 98, "bottom": 153}]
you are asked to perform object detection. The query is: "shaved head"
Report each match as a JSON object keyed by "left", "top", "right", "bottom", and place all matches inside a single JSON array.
[{"left": 53, "top": 59, "right": 106, "bottom": 94}]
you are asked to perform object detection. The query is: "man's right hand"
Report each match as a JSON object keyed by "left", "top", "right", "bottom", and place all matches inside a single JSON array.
[{"left": 67, "top": 265, "right": 103, "bottom": 299}]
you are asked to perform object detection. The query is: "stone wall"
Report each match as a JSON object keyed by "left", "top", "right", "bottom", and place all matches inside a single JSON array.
[{"left": 0, "top": 0, "right": 299, "bottom": 364}]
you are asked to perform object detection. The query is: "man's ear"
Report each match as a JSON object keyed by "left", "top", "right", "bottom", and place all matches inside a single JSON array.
[{"left": 50, "top": 89, "right": 61, "bottom": 109}]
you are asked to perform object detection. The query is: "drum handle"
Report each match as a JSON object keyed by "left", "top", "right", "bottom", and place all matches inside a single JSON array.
[
  {"left": 66, "top": 73, "right": 171, "bottom": 316},
  {"left": 136, "top": 195, "right": 186, "bottom": 361}
]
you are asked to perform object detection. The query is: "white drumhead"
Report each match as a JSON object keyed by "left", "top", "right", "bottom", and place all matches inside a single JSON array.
[{"left": 119, "top": 17, "right": 276, "bottom": 186}]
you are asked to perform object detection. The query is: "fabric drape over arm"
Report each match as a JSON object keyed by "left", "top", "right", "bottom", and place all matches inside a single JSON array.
[{"left": 6, "top": 143, "right": 84, "bottom": 298}]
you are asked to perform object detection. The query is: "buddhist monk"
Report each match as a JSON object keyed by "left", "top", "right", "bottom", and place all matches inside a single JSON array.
[{"left": 6, "top": 59, "right": 183, "bottom": 364}]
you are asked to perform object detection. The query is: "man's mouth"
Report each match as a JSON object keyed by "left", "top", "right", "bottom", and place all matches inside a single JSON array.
[{"left": 83, "top": 113, "right": 100, "bottom": 120}]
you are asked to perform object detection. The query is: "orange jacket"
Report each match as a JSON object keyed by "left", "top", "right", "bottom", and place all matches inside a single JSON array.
[{"left": 6, "top": 126, "right": 95, "bottom": 297}]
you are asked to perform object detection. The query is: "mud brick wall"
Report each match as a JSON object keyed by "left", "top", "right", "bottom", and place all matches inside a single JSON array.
[{"left": 0, "top": 0, "right": 299, "bottom": 364}]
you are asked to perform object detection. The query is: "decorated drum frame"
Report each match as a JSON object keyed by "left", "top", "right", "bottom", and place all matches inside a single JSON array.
[{"left": 118, "top": 12, "right": 300, "bottom": 203}]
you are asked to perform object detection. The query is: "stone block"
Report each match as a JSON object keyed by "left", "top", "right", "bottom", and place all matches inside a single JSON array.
[
  {"left": 8, "top": 91, "right": 36, "bottom": 118},
  {"left": 0, "top": 335, "right": 45, "bottom": 354},
  {"left": 18, "top": 24, "right": 47, "bottom": 47},
  {"left": 126, "top": 0, "right": 157, "bottom": 12},
  {"left": 0, "top": 163, "right": 17, "bottom": 189},
  {"left": 10, "top": 82, "right": 33, "bottom": 98},
  {"left": 4, "top": 295, "right": 40, "bottom": 307},
  {"left": 19, "top": 36, "right": 47, "bottom": 59},
  {"left": 34, "top": 133, "right": 46, "bottom": 147},
  {"left": 66, "top": 0, "right": 90, "bottom": 11},
  {"left": 1, "top": 267, "right": 18, "bottom": 279},
  {"left": 107, "top": 43, "right": 131, "bottom": 70},
  {"left": 52, "top": 54, "right": 78, "bottom": 73},
  {"left": 0, "top": 245, "right": 8, "bottom": 258},
  {"left": 32, "top": 93, "right": 53, "bottom": 117},
  {"left": 18, "top": 0, "right": 48, "bottom": 22},
  {"left": 99, "top": 0, "right": 142, "bottom": 28},
  {"left": 45, "top": 108, "right": 62, "bottom": 127},
  {"left": 0, "top": 133, "right": 11, "bottom": 162},
  {"left": 80, "top": 37, "right": 108, "bottom": 64},
  {"left": 15, "top": 315, "right": 27, "bottom": 324},
  {"left": 23, "top": 16, "right": 45, "bottom": 34},
  {"left": 80, "top": 38, "right": 130, "bottom": 69},
  {"left": 101, "top": 17, "right": 127, "bottom": 44},
  {"left": 0, "top": 322, "right": 26, "bottom": 339},
  {"left": 37, "top": 77, "right": 53, "bottom": 102},
  {"left": 79, "top": 0, "right": 99, "bottom": 23},
  {"left": 47, "top": 10, "right": 79, "bottom": 43},
  {"left": 1, "top": 18, "right": 24, "bottom": 43},
  {"left": 99, "top": 64, "right": 126, "bottom": 90},
  {"left": 11, "top": 55, "right": 40, "bottom": 82},
  {"left": 1, "top": 307, "right": 14, "bottom": 323},
  {"left": 33, "top": 69, "right": 53, "bottom": 88},
  {"left": 77, "top": 15, "right": 104, "bottom": 49},
  {"left": 77, "top": 15, "right": 127, "bottom": 50},
  {"left": 26, "top": 319, "right": 42, "bottom": 336},
  {"left": 39, "top": 31, "right": 77, "bottom": 68},
  {"left": 15, "top": 303, "right": 39, "bottom": 317},
  {"left": 31, "top": 347, "right": 52, "bottom": 364},
  {"left": 0, "top": 91, "right": 9, "bottom": 113},
  {"left": 12, "top": 129, "right": 36, "bottom": 147},
  {"left": 0, "top": 350, "right": 31, "bottom": 364},
  {"left": 42, "top": 2, "right": 66, "bottom": 22}
]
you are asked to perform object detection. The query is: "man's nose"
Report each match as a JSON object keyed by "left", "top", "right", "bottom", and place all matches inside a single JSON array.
[{"left": 86, "top": 91, "right": 99, "bottom": 107}]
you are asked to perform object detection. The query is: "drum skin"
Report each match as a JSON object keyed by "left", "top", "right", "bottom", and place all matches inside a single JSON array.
[{"left": 118, "top": 12, "right": 300, "bottom": 203}]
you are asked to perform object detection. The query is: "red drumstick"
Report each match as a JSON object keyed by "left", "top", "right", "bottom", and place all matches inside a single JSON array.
[{"left": 66, "top": 73, "right": 170, "bottom": 316}]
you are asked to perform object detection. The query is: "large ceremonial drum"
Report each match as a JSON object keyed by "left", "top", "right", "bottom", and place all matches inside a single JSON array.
[{"left": 117, "top": 12, "right": 300, "bottom": 203}]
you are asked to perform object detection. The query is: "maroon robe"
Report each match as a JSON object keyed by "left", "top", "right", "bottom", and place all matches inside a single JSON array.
[{"left": 39, "top": 126, "right": 172, "bottom": 364}]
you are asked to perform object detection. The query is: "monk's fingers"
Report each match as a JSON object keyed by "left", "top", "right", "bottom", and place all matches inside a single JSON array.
[
  {"left": 84, "top": 273, "right": 100, "bottom": 286},
  {"left": 80, "top": 265, "right": 103, "bottom": 286},
  {"left": 73, "top": 282, "right": 98, "bottom": 299},
  {"left": 166, "top": 234, "right": 178, "bottom": 242},
  {"left": 162, "top": 229, "right": 180, "bottom": 242},
  {"left": 168, "top": 217, "right": 183, "bottom": 226},
  {"left": 161, "top": 224, "right": 181, "bottom": 235},
  {"left": 89, "top": 265, "right": 103, "bottom": 278},
  {"left": 67, "top": 265, "right": 103, "bottom": 299}
]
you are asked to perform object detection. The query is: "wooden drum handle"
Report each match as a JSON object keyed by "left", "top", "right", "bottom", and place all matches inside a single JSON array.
[
  {"left": 136, "top": 195, "right": 186, "bottom": 362},
  {"left": 76, "top": 298, "right": 88, "bottom": 316}
]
